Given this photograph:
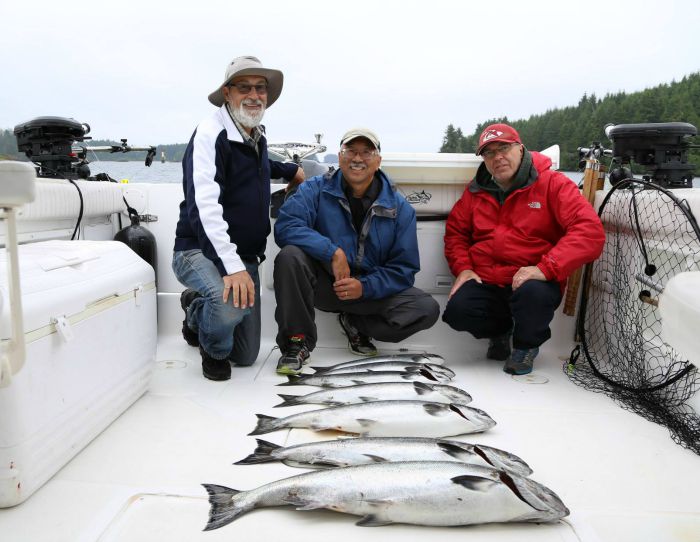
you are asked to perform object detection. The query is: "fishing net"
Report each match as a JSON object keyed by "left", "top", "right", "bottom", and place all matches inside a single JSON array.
[{"left": 566, "top": 179, "right": 700, "bottom": 455}]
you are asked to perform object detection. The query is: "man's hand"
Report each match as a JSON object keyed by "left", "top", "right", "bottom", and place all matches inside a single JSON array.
[
  {"left": 448, "top": 269, "right": 482, "bottom": 299},
  {"left": 331, "top": 247, "right": 350, "bottom": 281},
  {"left": 512, "top": 265, "right": 546, "bottom": 290},
  {"left": 222, "top": 269, "right": 255, "bottom": 309},
  {"left": 334, "top": 277, "right": 362, "bottom": 301},
  {"left": 286, "top": 165, "right": 305, "bottom": 192}
]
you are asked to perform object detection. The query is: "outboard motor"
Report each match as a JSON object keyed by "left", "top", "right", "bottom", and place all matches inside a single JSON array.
[
  {"left": 114, "top": 199, "right": 158, "bottom": 283},
  {"left": 606, "top": 122, "right": 697, "bottom": 188},
  {"left": 14, "top": 116, "right": 91, "bottom": 179}
]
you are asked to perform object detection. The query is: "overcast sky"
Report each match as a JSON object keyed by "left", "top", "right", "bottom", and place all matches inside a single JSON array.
[{"left": 2, "top": 0, "right": 698, "bottom": 154}]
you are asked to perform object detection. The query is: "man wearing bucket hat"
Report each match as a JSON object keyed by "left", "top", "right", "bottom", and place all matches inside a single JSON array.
[
  {"left": 442, "top": 123, "right": 605, "bottom": 375},
  {"left": 173, "top": 56, "right": 304, "bottom": 381},
  {"left": 272, "top": 127, "right": 440, "bottom": 374}
]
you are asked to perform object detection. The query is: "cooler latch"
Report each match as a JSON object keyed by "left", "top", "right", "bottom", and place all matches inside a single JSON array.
[
  {"left": 51, "top": 315, "right": 74, "bottom": 343},
  {"left": 134, "top": 284, "right": 144, "bottom": 306}
]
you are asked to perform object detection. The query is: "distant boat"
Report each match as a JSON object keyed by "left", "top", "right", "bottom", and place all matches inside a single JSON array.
[{"left": 160, "top": 151, "right": 166, "bottom": 163}]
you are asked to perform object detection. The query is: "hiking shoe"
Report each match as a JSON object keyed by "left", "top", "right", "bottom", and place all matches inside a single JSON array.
[
  {"left": 200, "top": 347, "right": 231, "bottom": 381},
  {"left": 487, "top": 329, "right": 512, "bottom": 361},
  {"left": 503, "top": 347, "right": 539, "bottom": 376},
  {"left": 338, "top": 313, "right": 377, "bottom": 357},
  {"left": 276, "top": 335, "right": 310, "bottom": 375},
  {"left": 180, "top": 289, "right": 201, "bottom": 347}
]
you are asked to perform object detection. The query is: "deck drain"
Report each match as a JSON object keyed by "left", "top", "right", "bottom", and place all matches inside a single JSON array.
[
  {"left": 157, "top": 359, "right": 187, "bottom": 370},
  {"left": 511, "top": 373, "right": 549, "bottom": 384}
]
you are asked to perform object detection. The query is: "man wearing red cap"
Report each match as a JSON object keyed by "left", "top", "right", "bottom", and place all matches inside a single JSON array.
[{"left": 442, "top": 123, "right": 605, "bottom": 375}]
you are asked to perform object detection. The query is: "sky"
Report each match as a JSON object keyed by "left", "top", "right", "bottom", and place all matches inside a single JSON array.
[{"left": 1, "top": 0, "right": 699, "bottom": 154}]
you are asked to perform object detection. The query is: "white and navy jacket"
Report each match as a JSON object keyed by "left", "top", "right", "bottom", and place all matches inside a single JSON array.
[{"left": 174, "top": 105, "right": 298, "bottom": 276}]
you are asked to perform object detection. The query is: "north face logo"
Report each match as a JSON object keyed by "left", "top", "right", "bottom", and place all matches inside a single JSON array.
[
  {"left": 481, "top": 129, "right": 503, "bottom": 144},
  {"left": 528, "top": 201, "right": 542, "bottom": 209}
]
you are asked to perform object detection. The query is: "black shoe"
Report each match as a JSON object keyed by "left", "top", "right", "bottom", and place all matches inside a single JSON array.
[
  {"left": 487, "top": 329, "right": 512, "bottom": 361},
  {"left": 276, "top": 335, "right": 310, "bottom": 375},
  {"left": 180, "top": 289, "right": 201, "bottom": 347},
  {"left": 338, "top": 313, "right": 377, "bottom": 357},
  {"left": 200, "top": 347, "right": 231, "bottom": 381}
]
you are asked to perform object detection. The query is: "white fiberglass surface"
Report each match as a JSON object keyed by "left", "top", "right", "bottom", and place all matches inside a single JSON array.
[{"left": 0, "top": 294, "right": 698, "bottom": 542}]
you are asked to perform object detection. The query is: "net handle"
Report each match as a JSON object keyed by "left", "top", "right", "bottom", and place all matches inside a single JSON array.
[{"left": 562, "top": 160, "right": 605, "bottom": 317}]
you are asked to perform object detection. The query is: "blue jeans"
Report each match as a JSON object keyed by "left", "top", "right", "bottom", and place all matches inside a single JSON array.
[{"left": 172, "top": 249, "right": 260, "bottom": 365}]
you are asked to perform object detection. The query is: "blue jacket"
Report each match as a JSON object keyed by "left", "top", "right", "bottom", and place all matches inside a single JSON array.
[
  {"left": 274, "top": 169, "right": 420, "bottom": 299},
  {"left": 174, "top": 105, "right": 297, "bottom": 276}
]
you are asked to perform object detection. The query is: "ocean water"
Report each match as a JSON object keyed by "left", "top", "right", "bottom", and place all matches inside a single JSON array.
[{"left": 87, "top": 161, "right": 698, "bottom": 188}]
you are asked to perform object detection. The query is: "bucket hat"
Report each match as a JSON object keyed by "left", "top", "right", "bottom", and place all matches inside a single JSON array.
[{"left": 208, "top": 56, "right": 283, "bottom": 107}]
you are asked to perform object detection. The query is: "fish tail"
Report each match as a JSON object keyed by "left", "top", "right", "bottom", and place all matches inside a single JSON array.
[
  {"left": 202, "top": 483, "right": 247, "bottom": 531},
  {"left": 234, "top": 439, "right": 282, "bottom": 464},
  {"left": 274, "top": 393, "right": 303, "bottom": 407},
  {"left": 277, "top": 375, "right": 305, "bottom": 387},
  {"left": 248, "top": 414, "right": 281, "bottom": 435}
]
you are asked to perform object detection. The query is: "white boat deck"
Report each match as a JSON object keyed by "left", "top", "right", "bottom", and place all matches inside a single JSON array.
[
  {"left": 1, "top": 289, "right": 698, "bottom": 542},
  {"left": 0, "top": 178, "right": 698, "bottom": 541}
]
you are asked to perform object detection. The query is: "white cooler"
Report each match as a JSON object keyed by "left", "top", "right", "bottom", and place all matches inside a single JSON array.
[{"left": 0, "top": 240, "right": 157, "bottom": 507}]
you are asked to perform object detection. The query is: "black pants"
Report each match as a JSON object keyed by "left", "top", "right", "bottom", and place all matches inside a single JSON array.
[
  {"left": 274, "top": 245, "right": 440, "bottom": 351},
  {"left": 442, "top": 279, "right": 562, "bottom": 350}
]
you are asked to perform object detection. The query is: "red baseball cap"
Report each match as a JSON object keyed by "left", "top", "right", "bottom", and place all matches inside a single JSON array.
[{"left": 476, "top": 123, "right": 522, "bottom": 155}]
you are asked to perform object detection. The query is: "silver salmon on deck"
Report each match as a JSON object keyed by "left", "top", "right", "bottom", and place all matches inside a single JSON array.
[
  {"left": 202, "top": 461, "right": 568, "bottom": 530},
  {"left": 249, "top": 400, "right": 495, "bottom": 438},
  {"left": 235, "top": 437, "right": 532, "bottom": 476},
  {"left": 274, "top": 381, "right": 472, "bottom": 407}
]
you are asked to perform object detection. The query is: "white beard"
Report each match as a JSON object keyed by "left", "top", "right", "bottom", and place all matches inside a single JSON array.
[{"left": 229, "top": 99, "right": 266, "bottom": 128}]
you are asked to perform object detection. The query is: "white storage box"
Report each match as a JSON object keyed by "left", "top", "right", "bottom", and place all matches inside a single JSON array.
[
  {"left": 0, "top": 240, "right": 157, "bottom": 507},
  {"left": 381, "top": 152, "right": 479, "bottom": 216}
]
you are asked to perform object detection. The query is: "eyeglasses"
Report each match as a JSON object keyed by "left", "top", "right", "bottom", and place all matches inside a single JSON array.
[
  {"left": 227, "top": 82, "right": 268, "bottom": 95},
  {"left": 481, "top": 142, "right": 519, "bottom": 159},
  {"left": 340, "top": 147, "right": 379, "bottom": 160}
]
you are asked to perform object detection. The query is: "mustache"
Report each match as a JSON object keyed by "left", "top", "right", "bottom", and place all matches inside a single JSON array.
[{"left": 242, "top": 98, "right": 264, "bottom": 107}]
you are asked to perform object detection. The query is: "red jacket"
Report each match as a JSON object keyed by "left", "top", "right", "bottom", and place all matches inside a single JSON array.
[{"left": 444, "top": 152, "right": 605, "bottom": 291}]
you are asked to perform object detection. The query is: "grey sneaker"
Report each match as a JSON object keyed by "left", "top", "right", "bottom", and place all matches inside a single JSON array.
[
  {"left": 180, "top": 289, "right": 201, "bottom": 347},
  {"left": 276, "top": 335, "right": 310, "bottom": 375},
  {"left": 503, "top": 347, "right": 539, "bottom": 375},
  {"left": 487, "top": 329, "right": 512, "bottom": 361},
  {"left": 338, "top": 313, "right": 377, "bottom": 357}
]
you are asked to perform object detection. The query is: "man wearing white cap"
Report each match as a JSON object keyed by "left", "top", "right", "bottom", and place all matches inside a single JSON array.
[
  {"left": 173, "top": 56, "right": 304, "bottom": 381},
  {"left": 443, "top": 123, "right": 605, "bottom": 375},
  {"left": 273, "top": 128, "right": 440, "bottom": 374}
]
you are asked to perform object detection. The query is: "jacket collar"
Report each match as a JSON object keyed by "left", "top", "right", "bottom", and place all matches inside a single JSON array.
[
  {"left": 217, "top": 105, "right": 265, "bottom": 145},
  {"left": 324, "top": 168, "right": 397, "bottom": 210}
]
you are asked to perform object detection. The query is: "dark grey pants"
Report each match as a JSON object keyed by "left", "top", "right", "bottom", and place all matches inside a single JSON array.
[
  {"left": 274, "top": 245, "right": 440, "bottom": 351},
  {"left": 442, "top": 279, "right": 562, "bottom": 350}
]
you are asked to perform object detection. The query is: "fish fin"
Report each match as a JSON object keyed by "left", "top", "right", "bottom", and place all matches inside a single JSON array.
[
  {"left": 437, "top": 441, "right": 472, "bottom": 460},
  {"left": 356, "top": 418, "right": 377, "bottom": 428},
  {"left": 281, "top": 496, "right": 325, "bottom": 510},
  {"left": 276, "top": 375, "right": 306, "bottom": 387},
  {"left": 201, "top": 483, "right": 245, "bottom": 531},
  {"left": 418, "top": 368, "right": 439, "bottom": 381},
  {"left": 358, "top": 396, "right": 378, "bottom": 403},
  {"left": 451, "top": 475, "right": 497, "bottom": 492},
  {"left": 273, "top": 394, "right": 302, "bottom": 407},
  {"left": 247, "top": 414, "right": 280, "bottom": 436},
  {"left": 309, "top": 365, "right": 326, "bottom": 372},
  {"left": 423, "top": 403, "right": 449, "bottom": 416},
  {"left": 234, "top": 438, "right": 282, "bottom": 465},
  {"left": 306, "top": 458, "right": 345, "bottom": 468},
  {"left": 412, "top": 381, "right": 434, "bottom": 395},
  {"left": 351, "top": 379, "right": 366, "bottom": 385},
  {"left": 362, "top": 454, "right": 388, "bottom": 463},
  {"left": 356, "top": 514, "right": 394, "bottom": 527}
]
